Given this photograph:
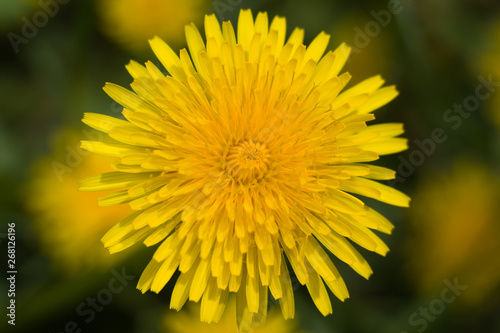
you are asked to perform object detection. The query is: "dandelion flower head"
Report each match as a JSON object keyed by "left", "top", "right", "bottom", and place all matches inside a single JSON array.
[{"left": 80, "top": 9, "right": 409, "bottom": 330}]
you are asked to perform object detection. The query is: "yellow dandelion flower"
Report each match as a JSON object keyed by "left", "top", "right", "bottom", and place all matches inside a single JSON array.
[
  {"left": 27, "top": 128, "right": 134, "bottom": 273},
  {"left": 80, "top": 9, "right": 409, "bottom": 330},
  {"left": 98, "top": 0, "right": 209, "bottom": 52},
  {"left": 406, "top": 159, "right": 500, "bottom": 306},
  {"left": 162, "top": 298, "right": 307, "bottom": 333}
]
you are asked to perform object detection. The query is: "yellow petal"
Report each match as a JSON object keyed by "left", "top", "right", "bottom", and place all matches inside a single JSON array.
[
  {"left": 101, "top": 211, "right": 141, "bottom": 247},
  {"left": 107, "top": 227, "right": 151, "bottom": 254},
  {"left": 151, "top": 252, "right": 180, "bottom": 293},
  {"left": 359, "top": 137, "right": 408, "bottom": 155},
  {"left": 278, "top": 253, "right": 295, "bottom": 319},
  {"left": 254, "top": 12, "right": 269, "bottom": 43},
  {"left": 358, "top": 86, "right": 399, "bottom": 113},
  {"left": 246, "top": 266, "right": 260, "bottom": 313},
  {"left": 170, "top": 263, "right": 197, "bottom": 310},
  {"left": 325, "top": 277, "right": 349, "bottom": 301},
  {"left": 305, "top": 261, "right": 332, "bottom": 316},
  {"left": 137, "top": 259, "right": 161, "bottom": 292},
  {"left": 304, "top": 31, "right": 330, "bottom": 63},
  {"left": 305, "top": 237, "right": 339, "bottom": 282},
  {"left": 204, "top": 14, "right": 223, "bottom": 47},
  {"left": 143, "top": 215, "right": 180, "bottom": 247},
  {"left": 200, "top": 277, "right": 225, "bottom": 323},
  {"left": 78, "top": 172, "right": 155, "bottom": 191},
  {"left": 237, "top": 9, "right": 255, "bottom": 52},
  {"left": 189, "top": 258, "right": 211, "bottom": 302},
  {"left": 269, "top": 15, "right": 286, "bottom": 55},
  {"left": 82, "top": 112, "right": 135, "bottom": 133},
  {"left": 125, "top": 60, "right": 149, "bottom": 79},
  {"left": 344, "top": 177, "right": 410, "bottom": 207},
  {"left": 98, "top": 189, "right": 132, "bottom": 207},
  {"left": 81, "top": 141, "right": 143, "bottom": 157},
  {"left": 330, "top": 43, "right": 351, "bottom": 76},
  {"left": 103, "top": 83, "right": 159, "bottom": 115},
  {"left": 185, "top": 22, "right": 206, "bottom": 72},
  {"left": 149, "top": 36, "right": 186, "bottom": 81}
]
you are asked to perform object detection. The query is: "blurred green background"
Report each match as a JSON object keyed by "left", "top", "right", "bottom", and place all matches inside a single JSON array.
[{"left": 1, "top": 0, "right": 500, "bottom": 332}]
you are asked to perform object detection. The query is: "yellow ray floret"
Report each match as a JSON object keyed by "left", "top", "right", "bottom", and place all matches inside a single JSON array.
[{"left": 79, "top": 9, "right": 409, "bottom": 332}]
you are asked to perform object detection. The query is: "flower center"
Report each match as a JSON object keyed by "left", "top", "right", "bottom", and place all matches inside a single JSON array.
[{"left": 225, "top": 140, "right": 271, "bottom": 183}]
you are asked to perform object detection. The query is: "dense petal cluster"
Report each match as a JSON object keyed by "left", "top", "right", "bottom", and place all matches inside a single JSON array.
[{"left": 80, "top": 9, "right": 409, "bottom": 330}]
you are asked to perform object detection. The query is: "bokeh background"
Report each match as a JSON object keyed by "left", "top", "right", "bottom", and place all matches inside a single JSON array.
[{"left": 2, "top": 0, "right": 500, "bottom": 332}]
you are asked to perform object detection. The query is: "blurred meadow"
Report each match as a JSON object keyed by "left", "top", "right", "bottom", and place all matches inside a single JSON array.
[{"left": 1, "top": 0, "right": 500, "bottom": 332}]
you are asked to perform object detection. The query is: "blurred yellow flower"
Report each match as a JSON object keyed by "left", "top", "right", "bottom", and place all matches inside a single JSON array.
[
  {"left": 27, "top": 128, "right": 134, "bottom": 274},
  {"left": 329, "top": 13, "right": 394, "bottom": 86},
  {"left": 98, "top": 0, "right": 209, "bottom": 52},
  {"left": 476, "top": 21, "right": 500, "bottom": 128},
  {"left": 81, "top": 9, "right": 409, "bottom": 330},
  {"left": 406, "top": 159, "right": 500, "bottom": 306},
  {"left": 162, "top": 298, "right": 306, "bottom": 333}
]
